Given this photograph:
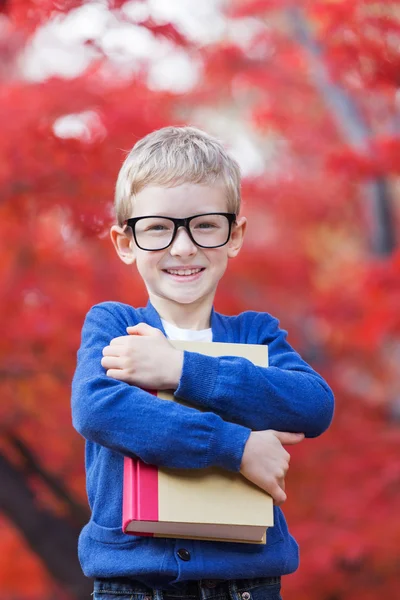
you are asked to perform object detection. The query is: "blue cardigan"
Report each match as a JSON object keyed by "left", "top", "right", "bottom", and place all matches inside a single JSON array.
[{"left": 71, "top": 300, "right": 334, "bottom": 588}]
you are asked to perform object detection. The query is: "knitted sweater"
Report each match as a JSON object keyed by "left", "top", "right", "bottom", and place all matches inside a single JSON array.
[{"left": 71, "top": 300, "right": 334, "bottom": 588}]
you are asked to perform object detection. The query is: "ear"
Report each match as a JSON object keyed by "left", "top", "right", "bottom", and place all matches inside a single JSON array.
[
  {"left": 110, "top": 225, "right": 136, "bottom": 265},
  {"left": 227, "top": 216, "right": 247, "bottom": 259}
]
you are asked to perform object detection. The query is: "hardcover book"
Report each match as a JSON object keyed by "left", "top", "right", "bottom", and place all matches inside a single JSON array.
[{"left": 122, "top": 341, "right": 273, "bottom": 544}]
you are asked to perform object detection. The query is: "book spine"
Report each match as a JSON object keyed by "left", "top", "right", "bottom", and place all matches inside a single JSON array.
[
  {"left": 136, "top": 459, "right": 159, "bottom": 522},
  {"left": 122, "top": 456, "right": 136, "bottom": 530},
  {"left": 122, "top": 390, "right": 159, "bottom": 536}
]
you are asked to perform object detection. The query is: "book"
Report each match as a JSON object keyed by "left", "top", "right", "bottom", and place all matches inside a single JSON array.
[{"left": 122, "top": 341, "right": 273, "bottom": 544}]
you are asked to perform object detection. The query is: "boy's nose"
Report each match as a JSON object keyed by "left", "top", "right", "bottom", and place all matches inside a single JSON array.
[{"left": 169, "top": 226, "right": 197, "bottom": 256}]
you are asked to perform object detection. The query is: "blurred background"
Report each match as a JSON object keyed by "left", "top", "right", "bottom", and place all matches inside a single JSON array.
[{"left": 1, "top": 1, "right": 400, "bottom": 599}]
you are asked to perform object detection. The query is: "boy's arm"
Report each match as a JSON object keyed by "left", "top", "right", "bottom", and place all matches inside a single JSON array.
[
  {"left": 175, "top": 314, "right": 334, "bottom": 437},
  {"left": 71, "top": 305, "right": 251, "bottom": 472}
]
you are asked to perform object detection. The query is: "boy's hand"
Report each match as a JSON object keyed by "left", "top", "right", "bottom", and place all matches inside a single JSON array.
[
  {"left": 101, "top": 323, "right": 183, "bottom": 390},
  {"left": 240, "top": 430, "right": 304, "bottom": 506}
]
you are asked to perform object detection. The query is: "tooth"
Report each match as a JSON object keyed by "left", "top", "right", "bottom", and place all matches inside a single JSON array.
[{"left": 167, "top": 268, "right": 201, "bottom": 275}]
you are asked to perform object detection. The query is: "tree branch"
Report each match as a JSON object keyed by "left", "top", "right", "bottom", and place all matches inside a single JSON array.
[{"left": 8, "top": 433, "right": 89, "bottom": 528}]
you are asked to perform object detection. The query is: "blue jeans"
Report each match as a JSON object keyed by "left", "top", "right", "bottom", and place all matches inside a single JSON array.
[{"left": 93, "top": 577, "right": 282, "bottom": 600}]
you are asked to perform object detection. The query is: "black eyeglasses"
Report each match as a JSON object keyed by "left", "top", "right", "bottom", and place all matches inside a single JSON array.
[{"left": 123, "top": 213, "right": 237, "bottom": 251}]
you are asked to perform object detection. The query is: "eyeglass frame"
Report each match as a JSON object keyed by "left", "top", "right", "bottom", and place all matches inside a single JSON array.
[{"left": 123, "top": 212, "right": 237, "bottom": 251}]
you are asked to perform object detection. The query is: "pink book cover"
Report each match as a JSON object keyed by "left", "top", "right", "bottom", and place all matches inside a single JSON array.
[{"left": 122, "top": 455, "right": 157, "bottom": 537}]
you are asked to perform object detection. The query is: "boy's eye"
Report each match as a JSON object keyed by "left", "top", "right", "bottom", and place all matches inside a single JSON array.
[
  {"left": 194, "top": 221, "right": 218, "bottom": 230},
  {"left": 198, "top": 222, "right": 215, "bottom": 229},
  {"left": 139, "top": 219, "right": 174, "bottom": 233},
  {"left": 147, "top": 224, "right": 168, "bottom": 231}
]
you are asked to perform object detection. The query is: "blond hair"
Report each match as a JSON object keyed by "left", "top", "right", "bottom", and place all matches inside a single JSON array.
[{"left": 114, "top": 126, "right": 241, "bottom": 226}]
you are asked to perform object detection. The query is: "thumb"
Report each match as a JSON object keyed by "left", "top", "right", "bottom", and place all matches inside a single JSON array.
[
  {"left": 127, "top": 323, "right": 163, "bottom": 337},
  {"left": 273, "top": 431, "right": 305, "bottom": 445}
]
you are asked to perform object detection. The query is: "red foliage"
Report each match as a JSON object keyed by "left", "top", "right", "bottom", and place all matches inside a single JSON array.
[
  {"left": 138, "top": 19, "right": 191, "bottom": 47},
  {"left": 3, "top": 0, "right": 85, "bottom": 31},
  {"left": 229, "top": 0, "right": 294, "bottom": 19}
]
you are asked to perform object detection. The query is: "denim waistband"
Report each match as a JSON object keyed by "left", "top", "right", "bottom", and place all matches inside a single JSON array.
[{"left": 94, "top": 576, "right": 281, "bottom": 597}]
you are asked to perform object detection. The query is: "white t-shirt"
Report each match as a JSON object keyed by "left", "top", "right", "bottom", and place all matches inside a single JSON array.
[{"left": 161, "top": 318, "right": 213, "bottom": 342}]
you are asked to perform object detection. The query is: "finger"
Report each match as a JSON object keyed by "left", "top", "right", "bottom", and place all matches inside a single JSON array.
[
  {"left": 273, "top": 431, "right": 305, "bottom": 445},
  {"left": 110, "top": 336, "right": 131, "bottom": 346},
  {"left": 102, "top": 345, "right": 125, "bottom": 356},
  {"left": 106, "top": 369, "right": 127, "bottom": 381},
  {"left": 101, "top": 356, "right": 124, "bottom": 369},
  {"left": 269, "top": 483, "right": 287, "bottom": 506},
  {"left": 127, "top": 323, "right": 163, "bottom": 337}
]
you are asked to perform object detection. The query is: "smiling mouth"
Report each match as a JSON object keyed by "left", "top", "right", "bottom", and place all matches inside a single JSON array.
[{"left": 163, "top": 267, "right": 205, "bottom": 277}]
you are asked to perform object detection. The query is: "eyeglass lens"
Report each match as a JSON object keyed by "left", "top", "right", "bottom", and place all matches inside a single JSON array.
[{"left": 134, "top": 215, "right": 231, "bottom": 250}]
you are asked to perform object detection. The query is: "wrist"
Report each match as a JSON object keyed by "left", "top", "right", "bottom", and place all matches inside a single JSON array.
[
  {"left": 213, "top": 421, "right": 251, "bottom": 472},
  {"left": 165, "top": 349, "right": 184, "bottom": 390}
]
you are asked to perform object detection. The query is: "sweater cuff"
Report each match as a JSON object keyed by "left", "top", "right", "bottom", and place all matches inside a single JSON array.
[
  {"left": 175, "top": 351, "right": 220, "bottom": 406},
  {"left": 210, "top": 420, "right": 251, "bottom": 473}
]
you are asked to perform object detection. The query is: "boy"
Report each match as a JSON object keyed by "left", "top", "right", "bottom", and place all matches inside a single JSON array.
[{"left": 71, "top": 126, "right": 334, "bottom": 600}]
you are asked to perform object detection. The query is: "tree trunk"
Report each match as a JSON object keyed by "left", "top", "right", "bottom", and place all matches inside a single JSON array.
[
  {"left": 287, "top": 6, "right": 396, "bottom": 255},
  {"left": 0, "top": 451, "right": 92, "bottom": 600}
]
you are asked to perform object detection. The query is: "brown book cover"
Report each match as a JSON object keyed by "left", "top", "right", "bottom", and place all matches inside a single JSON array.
[{"left": 123, "top": 341, "right": 273, "bottom": 544}]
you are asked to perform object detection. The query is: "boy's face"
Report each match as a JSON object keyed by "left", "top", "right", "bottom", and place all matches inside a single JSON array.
[{"left": 111, "top": 183, "right": 246, "bottom": 324}]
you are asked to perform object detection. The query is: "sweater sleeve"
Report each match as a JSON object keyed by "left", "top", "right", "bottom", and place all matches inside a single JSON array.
[
  {"left": 174, "top": 314, "right": 334, "bottom": 437},
  {"left": 71, "top": 304, "right": 250, "bottom": 471}
]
